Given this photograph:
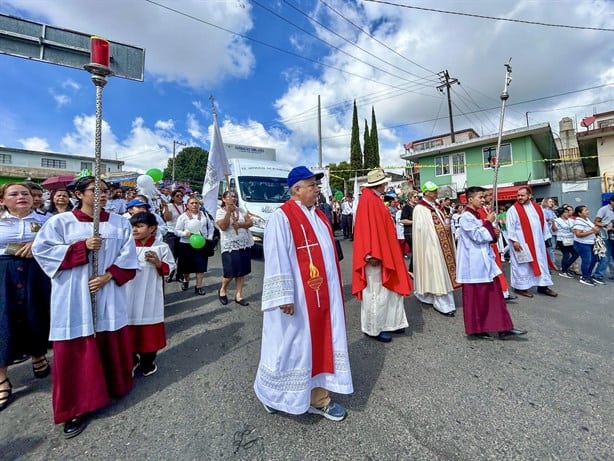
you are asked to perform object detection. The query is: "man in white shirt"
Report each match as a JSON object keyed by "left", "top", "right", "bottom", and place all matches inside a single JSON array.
[
  {"left": 593, "top": 196, "right": 614, "bottom": 280},
  {"left": 340, "top": 193, "right": 354, "bottom": 240}
]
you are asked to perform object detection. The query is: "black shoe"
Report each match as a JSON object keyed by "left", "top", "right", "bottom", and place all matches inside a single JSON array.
[
  {"left": 32, "top": 357, "right": 50, "bottom": 379},
  {"left": 181, "top": 281, "right": 189, "bottom": 291},
  {"left": 504, "top": 294, "right": 518, "bottom": 300},
  {"left": 166, "top": 271, "right": 176, "bottom": 283},
  {"left": 218, "top": 289, "right": 228, "bottom": 305},
  {"left": 434, "top": 307, "right": 455, "bottom": 317},
  {"left": 364, "top": 332, "right": 392, "bottom": 343},
  {"left": 468, "top": 332, "right": 494, "bottom": 341},
  {"left": 63, "top": 416, "right": 87, "bottom": 439},
  {"left": 235, "top": 298, "right": 249, "bottom": 306},
  {"left": 195, "top": 287, "right": 206, "bottom": 296},
  {"left": 497, "top": 328, "right": 528, "bottom": 340}
]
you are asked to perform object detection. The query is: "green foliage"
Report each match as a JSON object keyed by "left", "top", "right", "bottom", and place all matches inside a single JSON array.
[
  {"left": 363, "top": 118, "right": 372, "bottom": 170},
  {"left": 327, "top": 161, "right": 353, "bottom": 192},
  {"left": 369, "top": 106, "right": 380, "bottom": 168},
  {"left": 350, "top": 100, "right": 363, "bottom": 175},
  {"left": 164, "top": 146, "right": 209, "bottom": 188}
]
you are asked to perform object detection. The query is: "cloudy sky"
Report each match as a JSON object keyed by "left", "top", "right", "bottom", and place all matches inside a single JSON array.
[{"left": 0, "top": 0, "right": 612, "bottom": 175}]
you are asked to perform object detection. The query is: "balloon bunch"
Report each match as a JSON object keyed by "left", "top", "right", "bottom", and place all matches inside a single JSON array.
[{"left": 136, "top": 168, "right": 163, "bottom": 199}]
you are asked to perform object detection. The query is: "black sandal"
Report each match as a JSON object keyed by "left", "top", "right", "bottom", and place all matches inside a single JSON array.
[
  {"left": 32, "top": 357, "right": 50, "bottom": 378},
  {"left": 0, "top": 378, "right": 13, "bottom": 411}
]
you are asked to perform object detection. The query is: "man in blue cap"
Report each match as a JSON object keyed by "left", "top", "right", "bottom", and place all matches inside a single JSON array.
[
  {"left": 254, "top": 166, "right": 353, "bottom": 422},
  {"left": 412, "top": 181, "right": 460, "bottom": 317}
]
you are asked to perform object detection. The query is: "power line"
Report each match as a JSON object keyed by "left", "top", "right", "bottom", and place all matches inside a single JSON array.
[
  {"left": 318, "top": 0, "right": 438, "bottom": 77},
  {"left": 321, "top": 82, "right": 614, "bottom": 140},
  {"left": 142, "top": 0, "right": 412, "bottom": 91},
  {"left": 364, "top": 0, "right": 614, "bottom": 32},
  {"left": 281, "top": 0, "right": 437, "bottom": 86}
]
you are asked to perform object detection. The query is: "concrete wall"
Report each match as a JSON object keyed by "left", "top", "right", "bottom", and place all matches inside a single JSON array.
[{"left": 537, "top": 177, "right": 604, "bottom": 211}]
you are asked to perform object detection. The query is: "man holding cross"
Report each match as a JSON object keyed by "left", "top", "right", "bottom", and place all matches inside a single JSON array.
[{"left": 254, "top": 166, "right": 353, "bottom": 422}]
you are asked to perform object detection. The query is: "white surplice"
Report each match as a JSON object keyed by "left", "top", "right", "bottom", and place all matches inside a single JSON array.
[
  {"left": 32, "top": 212, "right": 139, "bottom": 340},
  {"left": 126, "top": 242, "right": 175, "bottom": 325},
  {"left": 506, "top": 203, "right": 553, "bottom": 289},
  {"left": 412, "top": 202, "right": 456, "bottom": 313},
  {"left": 254, "top": 201, "right": 353, "bottom": 415},
  {"left": 360, "top": 265, "right": 408, "bottom": 336},
  {"left": 456, "top": 211, "right": 501, "bottom": 283}
]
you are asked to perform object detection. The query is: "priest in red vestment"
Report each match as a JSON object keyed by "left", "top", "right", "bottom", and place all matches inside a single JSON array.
[{"left": 352, "top": 168, "right": 412, "bottom": 343}]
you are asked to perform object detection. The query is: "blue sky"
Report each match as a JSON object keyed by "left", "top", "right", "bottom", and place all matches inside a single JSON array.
[{"left": 0, "top": 0, "right": 612, "bottom": 174}]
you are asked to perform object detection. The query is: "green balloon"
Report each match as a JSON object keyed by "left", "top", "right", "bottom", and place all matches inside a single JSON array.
[
  {"left": 334, "top": 190, "right": 343, "bottom": 201},
  {"left": 146, "top": 168, "right": 163, "bottom": 182},
  {"left": 189, "top": 234, "right": 206, "bottom": 249}
]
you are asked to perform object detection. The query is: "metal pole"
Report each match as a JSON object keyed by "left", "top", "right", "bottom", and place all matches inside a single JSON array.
[
  {"left": 318, "top": 95, "right": 322, "bottom": 168},
  {"left": 172, "top": 140, "right": 186, "bottom": 185},
  {"left": 492, "top": 59, "right": 513, "bottom": 215},
  {"left": 88, "top": 71, "right": 109, "bottom": 331}
]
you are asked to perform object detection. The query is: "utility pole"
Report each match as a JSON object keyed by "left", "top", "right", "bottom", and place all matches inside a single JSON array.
[
  {"left": 172, "top": 140, "right": 186, "bottom": 183},
  {"left": 317, "top": 95, "right": 322, "bottom": 168},
  {"left": 437, "top": 70, "right": 460, "bottom": 142}
]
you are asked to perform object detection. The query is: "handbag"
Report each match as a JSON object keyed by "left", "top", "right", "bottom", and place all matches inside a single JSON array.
[
  {"left": 204, "top": 228, "right": 220, "bottom": 257},
  {"left": 593, "top": 234, "right": 607, "bottom": 257},
  {"left": 562, "top": 238, "right": 574, "bottom": 246}
]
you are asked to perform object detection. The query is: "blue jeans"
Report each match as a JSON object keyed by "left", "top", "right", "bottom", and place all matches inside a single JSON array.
[
  {"left": 557, "top": 242, "right": 579, "bottom": 272},
  {"left": 593, "top": 237, "right": 614, "bottom": 279},
  {"left": 573, "top": 241, "right": 599, "bottom": 279}
]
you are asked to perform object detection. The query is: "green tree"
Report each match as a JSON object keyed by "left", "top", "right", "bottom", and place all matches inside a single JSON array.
[
  {"left": 327, "top": 161, "right": 353, "bottom": 192},
  {"left": 164, "top": 146, "right": 209, "bottom": 188},
  {"left": 369, "top": 106, "right": 380, "bottom": 168},
  {"left": 363, "top": 118, "right": 372, "bottom": 170},
  {"left": 350, "top": 100, "right": 363, "bottom": 175}
]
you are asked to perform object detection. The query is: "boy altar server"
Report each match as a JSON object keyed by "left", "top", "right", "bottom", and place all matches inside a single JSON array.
[
  {"left": 456, "top": 186, "right": 527, "bottom": 340},
  {"left": 127, "top": 212, "right": 175, "bottom": 377}
]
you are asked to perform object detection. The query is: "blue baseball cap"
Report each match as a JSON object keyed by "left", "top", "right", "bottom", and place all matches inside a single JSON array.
[
  {"left": 126, "top": 199, "right": 150, "bottom": 210},
  {"left": 287, "top": 166, "right": 324, "bottom": 188}
]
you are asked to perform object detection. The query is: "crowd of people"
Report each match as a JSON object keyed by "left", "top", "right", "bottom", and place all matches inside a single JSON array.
[{"left": 1, "top": 168, "right": 612, "bottom": 434}]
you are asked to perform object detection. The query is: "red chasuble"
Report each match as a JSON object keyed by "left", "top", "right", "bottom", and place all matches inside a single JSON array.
[
  {"left": 351, "top": 188, "right": 412, "bottom": 300},
  {"left": 281, "top": 200, "right": 341, "bottom": 377}
]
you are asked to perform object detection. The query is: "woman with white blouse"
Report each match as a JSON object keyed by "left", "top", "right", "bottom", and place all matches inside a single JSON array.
[
  {"left": 162, "top": 189, "right": 185, "bottom": 282},
  {"left": 572, "top": 205, "right": 601, "bottom": 286},
  {"left": 554, "top": 206, "right": 579, "bottom": 278},
  {"left": 0, "top": 183, "right": 51, "bottom": 411},
  {"left": 174, "top": 197, "right": 214, "bottom": 295},
  {"left": 215, "top": 191, "right": 254, "bottom": 306}
]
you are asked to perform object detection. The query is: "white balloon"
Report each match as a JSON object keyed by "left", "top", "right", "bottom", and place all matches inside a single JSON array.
[{"left": 136, "top": 175, "right": 154, "bottom": 188}]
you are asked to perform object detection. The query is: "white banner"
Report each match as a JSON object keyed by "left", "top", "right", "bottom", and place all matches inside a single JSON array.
[
  {"left": 561, "top": 181, "right": 588, "bottom": 193},
  {"left": 202, "top": 112, "right": 231, "bottom": 216}
]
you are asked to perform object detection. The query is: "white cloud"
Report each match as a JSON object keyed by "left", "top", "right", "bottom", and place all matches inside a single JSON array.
[
  {"left": 62, "top": 79, "right": 81, "bottom": 91},
  {"left": 154, "top": 119, "right": 175, "bottom": 131},
  {"left": 19, "top": 137, "right": 50, "bottom": 152},
  {"left": 49, "top": 89, "right": 70, "bottom": 108},
  {"left": 3, "top": 0, "right": 257, "bottom": 87},
  {"left": 187, "top": 113, "right": 206, "bottom": 141}
]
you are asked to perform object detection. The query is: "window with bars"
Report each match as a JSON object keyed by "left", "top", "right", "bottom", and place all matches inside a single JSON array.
[
  {"left": 0, "top": 154, "right": 11, "bottom": 164},
  {"left": 41, "top": 158, "right": 67, "bottom": 169},
  {"left": 435, "top": 153, "right": 465, "bottom": 176}
]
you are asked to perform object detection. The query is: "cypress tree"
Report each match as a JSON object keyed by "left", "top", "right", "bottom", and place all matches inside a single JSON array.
[
  {"left": 350, "top": 100, "right": 363, "bottom": 175},
  {"left": 370, "top": 106, "right": 380, "bottom": 167},
  {"left": 363, "top": 118, "right": 372, "bottom": 170}
]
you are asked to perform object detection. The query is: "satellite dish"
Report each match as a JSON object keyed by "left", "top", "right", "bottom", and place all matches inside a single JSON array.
[{"left": 580, "top": 116, "right": 596, "bottom": 128}]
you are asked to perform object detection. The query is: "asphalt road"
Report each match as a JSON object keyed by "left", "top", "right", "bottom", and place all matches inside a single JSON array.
[{"left": 2, "top": 239, "right": 612, "bottom": 460}]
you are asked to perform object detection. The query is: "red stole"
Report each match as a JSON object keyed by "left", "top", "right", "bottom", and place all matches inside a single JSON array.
[
  {"left": 513, "top": 201, "right": 546, "bottom": 276},
  {"left": 280, "top": 200, "right": 336, "bottom": 377}
]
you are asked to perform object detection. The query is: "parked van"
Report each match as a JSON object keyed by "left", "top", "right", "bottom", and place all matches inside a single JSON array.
[{"left": 218, "top": 145, "right": 292, "bottom": 246}]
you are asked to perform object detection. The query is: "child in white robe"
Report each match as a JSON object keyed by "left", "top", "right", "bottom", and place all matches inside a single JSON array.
[{"left": 126, "top": 212, "right": 175, "bottom": 377}]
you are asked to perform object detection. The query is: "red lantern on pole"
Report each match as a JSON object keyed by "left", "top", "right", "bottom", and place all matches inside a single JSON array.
[{"left": 90, "top": 36, "right": 110, "bottom": 67}]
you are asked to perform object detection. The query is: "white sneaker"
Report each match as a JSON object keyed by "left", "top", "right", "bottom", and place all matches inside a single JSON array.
[
  {"left": 579, "top": 278, "right": 596, "bottom": 287},
  {"left": 558, "top": 272, "right": 573, "bottom": 278}
]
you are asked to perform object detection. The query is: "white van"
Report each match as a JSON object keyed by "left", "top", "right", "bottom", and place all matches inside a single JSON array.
[{"left": 219, "top": 156, "right": 292, "bottom": 246}]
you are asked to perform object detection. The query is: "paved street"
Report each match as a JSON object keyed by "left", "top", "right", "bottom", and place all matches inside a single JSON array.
[{"left": 2, "top": 239, "right": 612, "bottom": 460}]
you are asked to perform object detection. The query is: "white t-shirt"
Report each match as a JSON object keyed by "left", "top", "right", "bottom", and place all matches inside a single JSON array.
[{"left": 572, "top": 217, "right": 596, "bottom": 244}]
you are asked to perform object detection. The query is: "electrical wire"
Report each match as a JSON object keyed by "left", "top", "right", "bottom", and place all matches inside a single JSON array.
[
  {"left": 318, "top": 0, "right": 438, "bottom": 77},
  {"left": 364, "top": 0, "right": 614, "bottom": 32}
]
